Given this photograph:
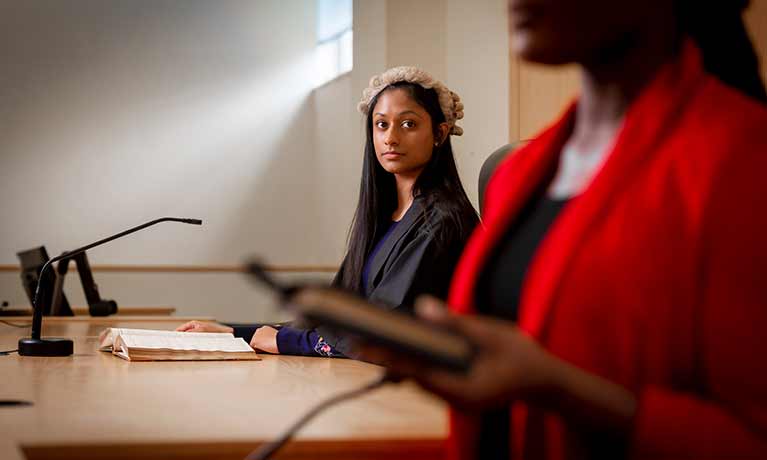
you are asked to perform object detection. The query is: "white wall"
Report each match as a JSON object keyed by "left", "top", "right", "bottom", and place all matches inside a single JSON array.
[
  {"left": 0, "top": 0, "right": 327, "bottom": 320},
  {"left": 387, "top": 0, "right": 447, "bottom": 80},
  {"left": 446, "top": 0, "right": 509, "bottom": 207},
  {"left": 0, "top": 0, "right": 319, "bottom": 265},
  {"left": 0, "top": 0, "right": 508, "bottom": 322}
]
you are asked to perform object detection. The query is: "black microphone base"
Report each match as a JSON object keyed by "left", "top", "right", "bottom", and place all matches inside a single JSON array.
[{"left": 18, "top": 338, "right": 74, "bottom": 356}]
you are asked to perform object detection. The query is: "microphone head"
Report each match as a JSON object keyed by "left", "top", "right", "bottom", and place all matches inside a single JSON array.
[
  {"left": 182, "top": 218, "right": 203, "bottom": 225},
  {"left": 245, "top": 260, "right": 295, "bottom": 297}
]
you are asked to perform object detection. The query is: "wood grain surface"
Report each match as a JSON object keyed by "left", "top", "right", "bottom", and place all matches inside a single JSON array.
[{"left": 0, "top": 318, "right": 446, "bottom": 460}]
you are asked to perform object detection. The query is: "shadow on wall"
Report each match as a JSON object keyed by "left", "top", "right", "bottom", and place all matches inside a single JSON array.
[{"left": 223, "top": 94, "right": 325, "bottom": 267}]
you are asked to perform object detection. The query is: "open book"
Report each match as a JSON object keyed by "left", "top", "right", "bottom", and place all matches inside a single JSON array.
[{"left": 99, "top": 328, "right": 260, "bottom": 362}]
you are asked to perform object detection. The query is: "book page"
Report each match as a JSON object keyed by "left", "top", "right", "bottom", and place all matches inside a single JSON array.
[
  {"left": 99, "top": 327, "right": 233, "bottom": 350},
  {"left": 116, "top": 334, "right": 254, "bottom": 353}
]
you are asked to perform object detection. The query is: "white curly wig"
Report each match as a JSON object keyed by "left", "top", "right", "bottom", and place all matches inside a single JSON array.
[{"left": 357, "top": 66, "right": 464, "bottom": 136}]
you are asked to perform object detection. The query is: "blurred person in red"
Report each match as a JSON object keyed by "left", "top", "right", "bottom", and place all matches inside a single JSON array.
[{"left": 371, "top": 0, "right": 767, "bottom": 458}]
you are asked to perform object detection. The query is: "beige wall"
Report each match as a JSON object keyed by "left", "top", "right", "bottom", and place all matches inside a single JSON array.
[
  {"left": 0, "top": 1, "right": 320, "bottom": 267},
  {"left": 0, "top": 0, "right": 509, "bottom": 321},
  {"left": 446, "top": 0, "right": 510, "bottom": 206},
  {"left": 387, "top": 0, "right": 447, "bottom": 80},
  {"left": 0, "top": 0, "right": 324, "bottom": 320}
]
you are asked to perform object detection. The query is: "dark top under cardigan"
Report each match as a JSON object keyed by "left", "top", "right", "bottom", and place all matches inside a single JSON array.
[{"left": 473, "top": 194, "right": 570, "bottom": 460}]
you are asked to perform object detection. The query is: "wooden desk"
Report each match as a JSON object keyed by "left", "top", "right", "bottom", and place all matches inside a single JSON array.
[
  {"left": 0, "top": 316, "right": 217, "bottom": 339},
  {"left": 0, "top": 319, "right": 446, "bottom": 460}
]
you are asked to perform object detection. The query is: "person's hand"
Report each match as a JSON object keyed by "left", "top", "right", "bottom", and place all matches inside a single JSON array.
[
  {"left": 364, "top": 296, "right": 636, "bottom": 435},
  {"left": 175, "top": 320, "right": 233, "bottom": 334},
  {"left": 362, "top": 295, "right": 564, "bottom": 411},
  {"left": 364, "top": 296, "right": 636, "bottom": 431},
  {"left": 250, "top": 326, "right": 279, "bottom": 354}
]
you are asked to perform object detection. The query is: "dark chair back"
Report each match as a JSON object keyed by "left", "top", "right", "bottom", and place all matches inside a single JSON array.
[{"left": 478, "top": 142, "right": 524, "bottom": 215}]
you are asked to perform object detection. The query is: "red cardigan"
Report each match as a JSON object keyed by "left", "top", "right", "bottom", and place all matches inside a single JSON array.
[{"left": 447, "top": 41, "right": 767, "bottom": 459}]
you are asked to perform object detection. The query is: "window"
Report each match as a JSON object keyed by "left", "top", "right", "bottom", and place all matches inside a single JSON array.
[{"left": 315, "top": 0, "right": 353, "bottom": 87}]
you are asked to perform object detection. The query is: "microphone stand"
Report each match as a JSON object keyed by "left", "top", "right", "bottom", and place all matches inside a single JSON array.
[{"left": 18, "top": 217, "right": 202, "bottom": 357}]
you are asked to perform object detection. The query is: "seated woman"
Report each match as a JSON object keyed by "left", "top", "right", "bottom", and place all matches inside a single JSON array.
[{"left": 178, "top": 67, "right": 478, "bottom": 357}]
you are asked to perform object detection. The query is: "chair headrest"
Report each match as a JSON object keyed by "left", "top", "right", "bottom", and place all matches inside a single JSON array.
[{"left": 478, "top": 142, "right": 524, "bottom": 215}]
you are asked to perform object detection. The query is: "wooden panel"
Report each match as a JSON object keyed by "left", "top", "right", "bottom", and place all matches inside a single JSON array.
[
  {"left": 508, "top": 44, "right": 579, "bottom": 142},
  {"left": 22, "top": 439, "right": 444, "bottom": 460},
  {"left": 509, "top": 49, "right": 521, "bottom": 141},
  {"left": 745, "top": 0, "right": 767, "bottom": 86},
  {"left": 509, "top": 1, "right": 767, "bottom": 143},
  {"left": 517, "top": 62, "right": 579, "bottom": 140}
]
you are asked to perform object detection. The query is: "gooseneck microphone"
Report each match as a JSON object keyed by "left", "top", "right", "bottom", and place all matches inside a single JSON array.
[{"left": 19, "top": 217, "right": 203, "bottom": 357}]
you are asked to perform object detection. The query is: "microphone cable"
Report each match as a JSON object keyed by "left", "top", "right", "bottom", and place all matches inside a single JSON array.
[
  {"left": 0, "top": 319, "right": 29, "bottom": 354},
  {"left": 244, "top": 371, "right": 396, "bottom": 460}
]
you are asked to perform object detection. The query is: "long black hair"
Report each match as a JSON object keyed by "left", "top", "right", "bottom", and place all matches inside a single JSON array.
[
  {"left": 340, "top": 82, "right": 477, "bottom": 293},
  {"left": 678, "top": 0, "right": 767, "bottom": 104}
]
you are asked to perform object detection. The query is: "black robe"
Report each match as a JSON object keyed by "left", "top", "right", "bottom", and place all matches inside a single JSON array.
[{"left": 317, "top": 195, "right": 478, "bottom": 356}]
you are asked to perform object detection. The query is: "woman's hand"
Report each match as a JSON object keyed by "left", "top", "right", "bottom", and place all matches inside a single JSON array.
[
  {"left": 250, "top": 326, "right": 279, "bottom": 354},
  {"left": 175, "top": 320, "right": 233, "bottom": 334},
  {"left": 365, "top": 296, "right": 636, "bottom": 437},
  {"left": 367, "top": 296, "right": 561, "bottom": 410}
]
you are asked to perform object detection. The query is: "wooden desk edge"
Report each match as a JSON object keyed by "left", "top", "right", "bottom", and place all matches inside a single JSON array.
[{"left": 20, "top": 438, "right": 446, "bottom": 460}]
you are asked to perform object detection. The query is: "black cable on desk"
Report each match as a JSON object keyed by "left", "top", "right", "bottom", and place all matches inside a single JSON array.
[
  {"left": 244, "top": 372, "right": 394, "bottom": 460},
  {"left": 0, "top": 349, "right": 19, "bottom": 356}
]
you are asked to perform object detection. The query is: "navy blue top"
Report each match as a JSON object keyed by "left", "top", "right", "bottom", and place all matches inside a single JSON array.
[
  {"left": 276, "top": 326, "right": 338, "bottom": 356},
  {"left": 230, "top": 324, "right": 341, "bottom": 357}
]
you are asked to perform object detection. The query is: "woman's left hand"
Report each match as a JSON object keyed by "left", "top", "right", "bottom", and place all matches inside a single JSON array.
[
  {"left": 367, "top": 296, "right": 563, "bottom": 411},
  {"left": 363, "top": 296, "right": 636, "bottom": 436},
  {"left": 250, "top": 326, "right": 280, "bottom": 354}
]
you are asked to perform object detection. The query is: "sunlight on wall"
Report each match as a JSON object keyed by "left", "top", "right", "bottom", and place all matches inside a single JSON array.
[{"left": 0, "top": 1, "right": 321, "bottom": 267}]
